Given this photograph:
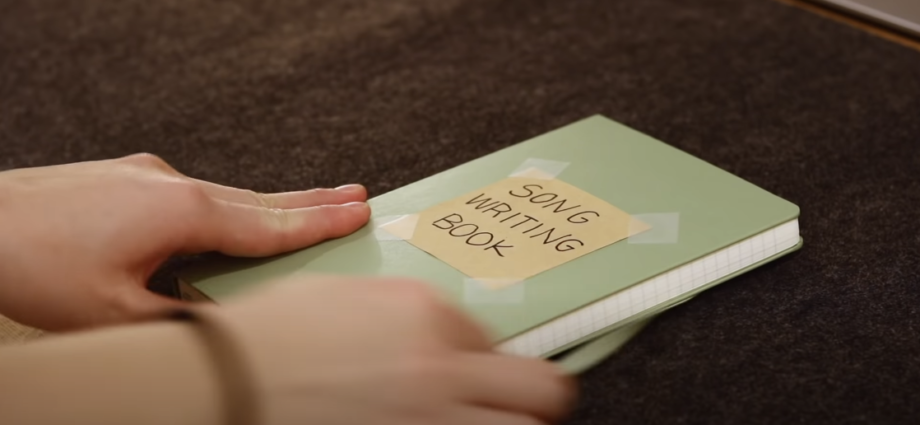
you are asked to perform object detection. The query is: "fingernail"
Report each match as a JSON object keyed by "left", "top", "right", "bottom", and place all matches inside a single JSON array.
[
  {"left": 343, "top": 201, "right": 369, "bottom": 210},
  {"left": 335, "top": 184, "right": 364, "bottom": 193}
]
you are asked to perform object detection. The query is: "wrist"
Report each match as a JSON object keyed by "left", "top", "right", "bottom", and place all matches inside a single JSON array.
[
  {"left": 172, "top": 305, "right": 261, "bottom": 425},
  {"left": 0, "top": 320, "right": 225, "bottom": 425}
]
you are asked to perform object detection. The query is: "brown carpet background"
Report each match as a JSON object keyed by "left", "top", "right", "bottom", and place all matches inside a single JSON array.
[{"left": 3, "top": 0, "right": 920, "bottom": 423}]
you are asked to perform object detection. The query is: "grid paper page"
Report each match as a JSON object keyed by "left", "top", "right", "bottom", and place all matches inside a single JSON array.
[{"left": 497, "top": 220, "right": 800, "bottom": 357}]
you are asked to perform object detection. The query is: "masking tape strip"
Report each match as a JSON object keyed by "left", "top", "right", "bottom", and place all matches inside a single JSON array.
[
  {"left": 374, "top": 214, "right": 420, "bottom": 241},
  {"left": 509, "top": 158, "right": 570, "bottom": 179},
  {"left": 463, "top": 278, "right": 526, "bottom": 304},
  {"left": 628, "top": 213, "right": 680, "bottom": 244}
]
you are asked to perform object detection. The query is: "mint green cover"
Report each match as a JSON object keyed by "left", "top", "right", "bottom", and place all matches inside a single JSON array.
[{"left": 179, "top": 115, "right": 800, "bottom": 347}]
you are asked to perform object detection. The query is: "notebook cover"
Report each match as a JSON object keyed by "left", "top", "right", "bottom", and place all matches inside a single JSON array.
[{"left": 178, "top": 115, "right": 800, "bottom": 342}]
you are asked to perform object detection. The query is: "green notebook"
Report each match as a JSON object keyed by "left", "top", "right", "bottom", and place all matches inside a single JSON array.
[{"left": 176, "top": 115, "right": 802, "bottom": 373}]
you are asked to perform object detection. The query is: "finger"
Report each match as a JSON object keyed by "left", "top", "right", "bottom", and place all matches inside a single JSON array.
[
  {"left": 115, "top": 284, "right": 189, "bottom": 324},
  {"left": 186, "top": 200, "right": 371, "bottom": 256},
  {"left": 193, "top": 180, "right": 368, "bottom": 209},
  {"left": 447, "top": 407, "right": 546, "bottom": 425},
  {"left": 120, "top": 152, "right": 369, "bottom": 209},
  {"left": 454, "top": 354, "right": 577, "bottom": 421}
]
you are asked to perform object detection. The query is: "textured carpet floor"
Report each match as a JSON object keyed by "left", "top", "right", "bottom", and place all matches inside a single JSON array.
[{"left": 2, "top": 0, "right": 920, "bottom": 423}]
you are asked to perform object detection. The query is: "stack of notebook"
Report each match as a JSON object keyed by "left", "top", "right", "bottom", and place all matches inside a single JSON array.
[{"left": 176, "top": 115, "right": 802, "bottom": 373}]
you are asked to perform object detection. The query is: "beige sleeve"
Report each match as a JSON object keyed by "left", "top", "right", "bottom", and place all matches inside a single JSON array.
[{"left": 0, "top": 311, "right": 254, "bottom": 425}]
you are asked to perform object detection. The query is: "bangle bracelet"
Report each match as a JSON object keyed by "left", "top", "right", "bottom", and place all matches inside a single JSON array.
[{"left": 171, "top": 307, "right": 259, "bottom": 425}]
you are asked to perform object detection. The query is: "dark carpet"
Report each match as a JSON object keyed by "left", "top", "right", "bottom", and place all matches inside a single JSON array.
[{"left": 2, "top": 0, "right": 920, "bottom": 423}]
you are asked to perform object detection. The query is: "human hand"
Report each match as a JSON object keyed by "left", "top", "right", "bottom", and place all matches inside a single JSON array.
[
  {"left": 0, "top": 154, "right": 371, "bottom": 331},
  {"left": 207, "top": 275, "right": 577, "bottom": 425}
]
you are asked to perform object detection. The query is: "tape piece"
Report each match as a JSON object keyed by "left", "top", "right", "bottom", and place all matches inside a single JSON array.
[
  {"left": 628, "top": 213, "right": 680, "bottom": 244},
  {"left": 509, "top": 158, "right": 570, "bottom": 179},
  {"left": 510, "top": 167, "right": 558, "bottom": 180},
  {"left": 375, "top": 214, "right": 420, "bottom": 241},
  {"left": 464, "top": 278, "right": 526, "bottom": 304}
]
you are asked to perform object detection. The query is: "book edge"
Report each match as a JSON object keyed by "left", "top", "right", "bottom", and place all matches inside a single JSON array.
[{"left": 498, "top": 219, "right": 803, "bottom": 358}]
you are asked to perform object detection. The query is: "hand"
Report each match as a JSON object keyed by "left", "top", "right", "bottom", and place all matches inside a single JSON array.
[
  {"left": 0, "top": 154, "right": 371, "bottom": 331},
  {"left": 210, "top": 275, "right": 577, "bottom": 425}
]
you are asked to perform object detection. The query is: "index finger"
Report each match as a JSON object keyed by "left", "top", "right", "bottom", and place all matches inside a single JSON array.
[{"left": 181, "top": 199, "right": 371, "bottom": 257}]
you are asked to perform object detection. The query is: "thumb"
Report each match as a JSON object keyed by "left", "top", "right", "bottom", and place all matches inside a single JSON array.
[
  {"left": 118, "top": 285, "right": 190, "bottom": 324},
  {"left": 184, "top": 200, "right": 372, "bottom": 257}
]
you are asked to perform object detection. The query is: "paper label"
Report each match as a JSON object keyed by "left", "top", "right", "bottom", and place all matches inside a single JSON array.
[{"left": 382, "top": 171, "right": 650, "bottom": 281}]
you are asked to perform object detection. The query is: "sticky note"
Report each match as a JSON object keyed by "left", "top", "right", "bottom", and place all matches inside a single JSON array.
[{"left": 380, "top": 170, "right": 651, "bottom": 285}]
